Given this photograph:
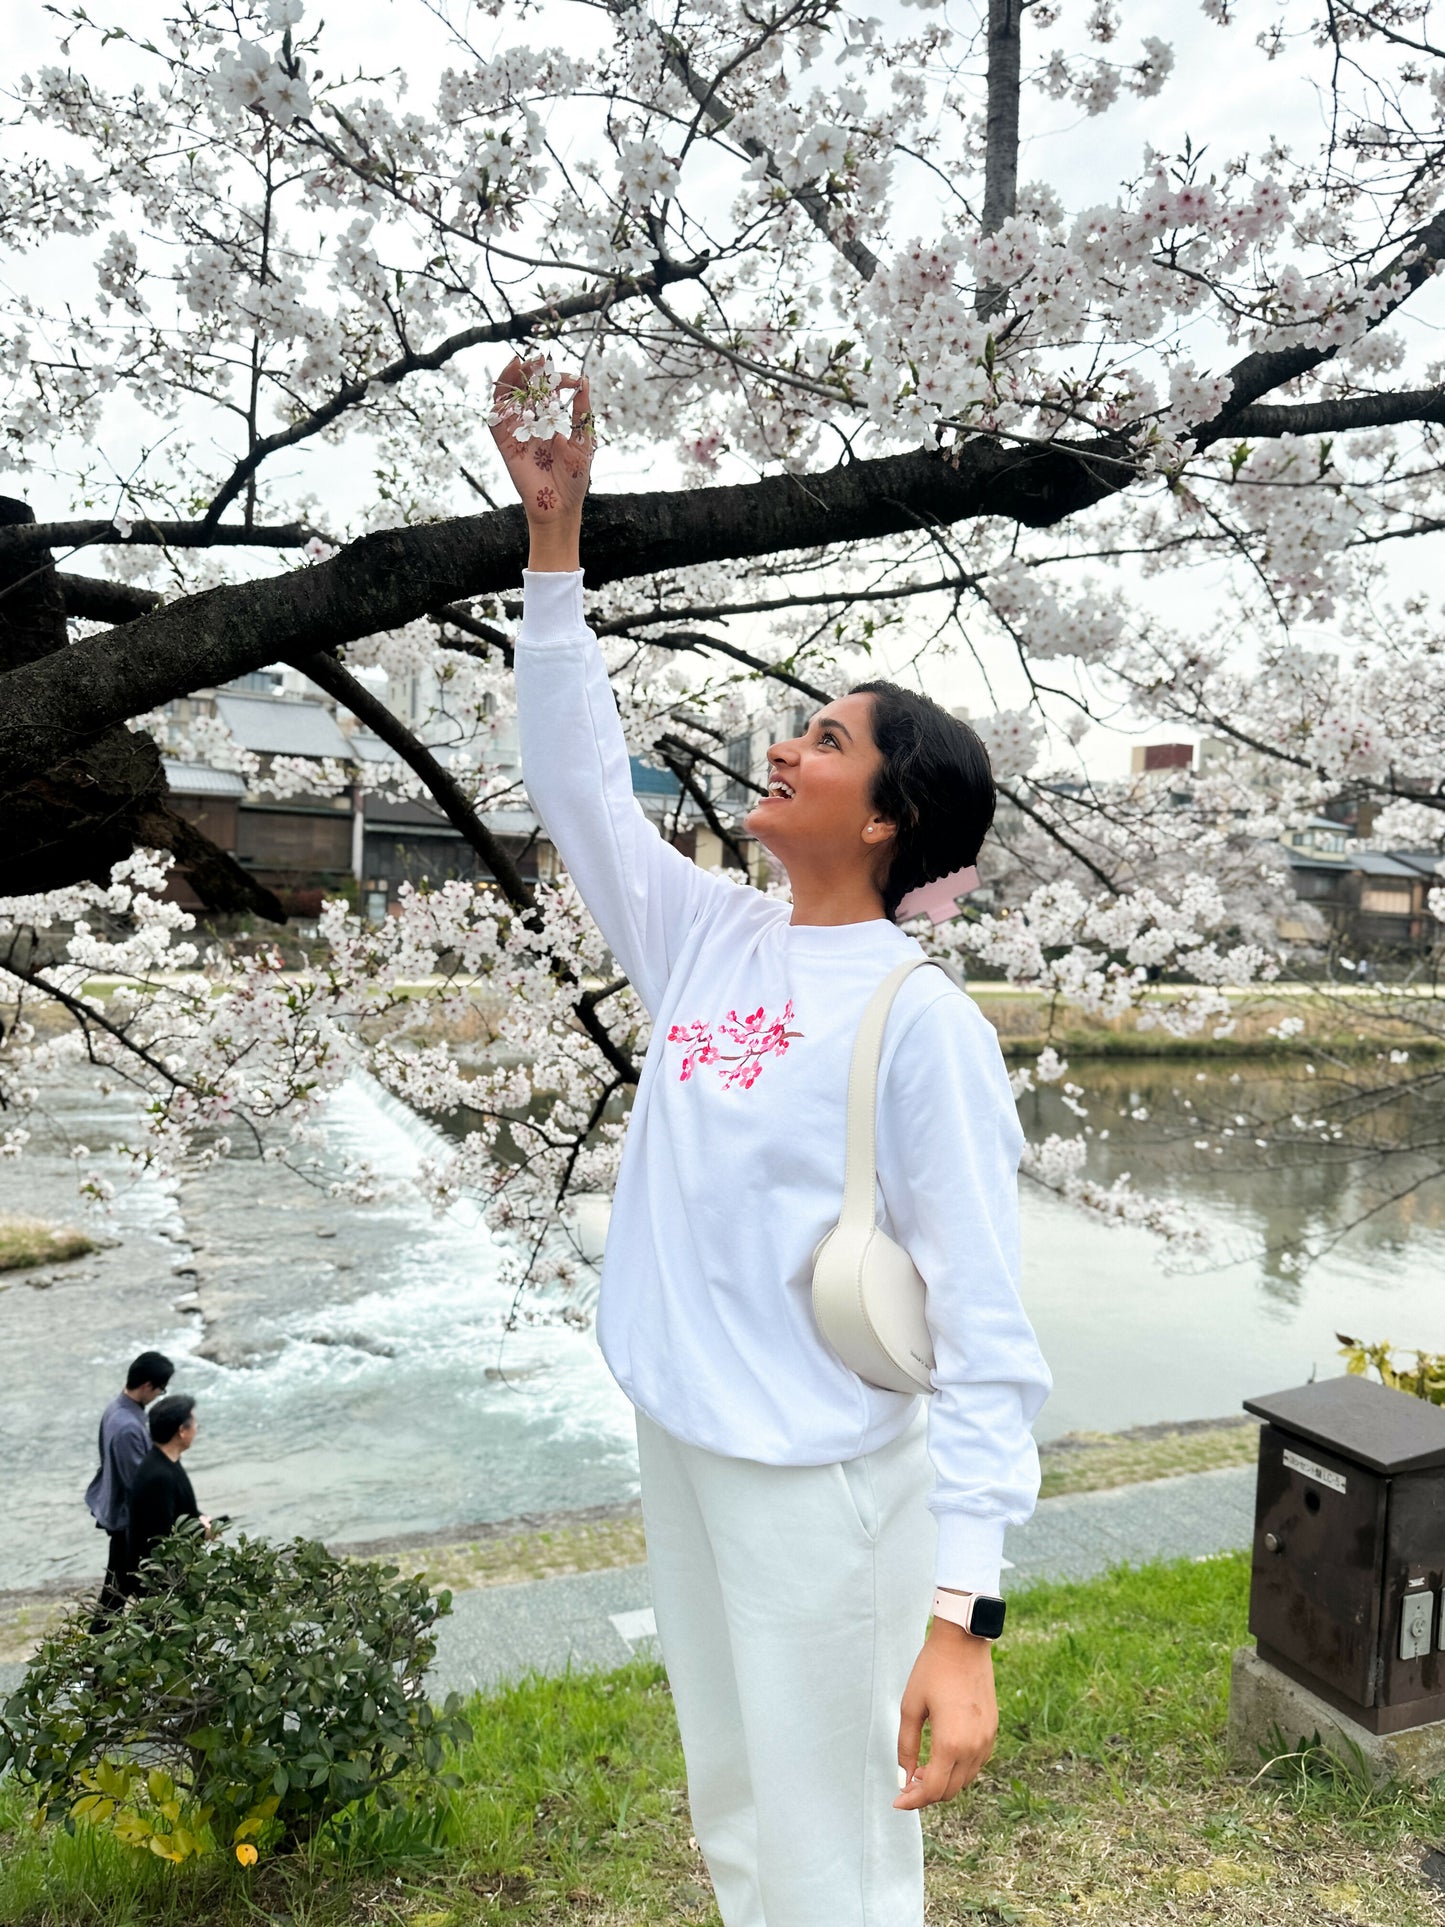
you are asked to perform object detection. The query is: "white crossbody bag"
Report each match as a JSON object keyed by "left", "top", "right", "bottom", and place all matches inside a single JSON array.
[{"left": 810, "top": 955, "right": 947, "bottom": 1396}]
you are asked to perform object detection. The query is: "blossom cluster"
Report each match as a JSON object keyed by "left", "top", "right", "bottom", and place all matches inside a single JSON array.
[{"left": 3, "top": 0, "right": 1445, "bottom": 1278}]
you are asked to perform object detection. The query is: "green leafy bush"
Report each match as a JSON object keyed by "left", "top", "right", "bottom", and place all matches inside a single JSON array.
[
  {"left": 0, "top": 1525, "right": 470, "bottom": 1865},
  {"left": 1337, "top": 1333, "right": 1445, "bottom": 1405}
]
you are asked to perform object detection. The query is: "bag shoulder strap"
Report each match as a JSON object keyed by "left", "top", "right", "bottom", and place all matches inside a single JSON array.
[{"left": 836, "top": 955, "right": 954, "bottom": 1232}]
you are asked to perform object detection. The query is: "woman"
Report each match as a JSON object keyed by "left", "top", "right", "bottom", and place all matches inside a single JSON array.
[{"left": 491, "top": 354, "right": 1050, "bottom": 1927}]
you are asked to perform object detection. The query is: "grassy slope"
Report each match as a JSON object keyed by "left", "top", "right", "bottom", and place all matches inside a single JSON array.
[
  {"left": 2, "top": 1553, "right": 1441, "bottom": 1927},
  {"left": 1037, "top": 1419, "right": 1259, "bottom": 1500}
]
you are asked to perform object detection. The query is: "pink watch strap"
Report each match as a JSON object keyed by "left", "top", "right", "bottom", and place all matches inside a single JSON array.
[{"left": 930, "top": 1587, "right": 976, "bottom": 1630}]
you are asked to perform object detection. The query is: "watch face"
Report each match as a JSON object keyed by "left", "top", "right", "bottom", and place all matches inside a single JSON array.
[{"left": 969, "top": 1595, "right": 1007, "bottom": 1640}]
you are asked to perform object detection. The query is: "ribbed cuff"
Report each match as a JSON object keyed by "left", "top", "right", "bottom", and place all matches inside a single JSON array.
[
  {"left": 518, "top": 567, "right": 588, "bottom": 644},
  {"left": 932, "top": 1511, "right": 1007, "bottom": 1595}
]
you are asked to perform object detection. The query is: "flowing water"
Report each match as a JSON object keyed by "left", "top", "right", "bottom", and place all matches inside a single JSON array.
[{"left": 1, "top": 1056, "right": 1441, "bottom": 1594}]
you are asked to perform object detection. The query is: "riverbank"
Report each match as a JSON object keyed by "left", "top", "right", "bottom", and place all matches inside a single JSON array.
[
  {"left": 6, "top": 1059, "right": 1442, "bottom": 1603},
  {"left": 382, "top": 976, "right": 1445, "bottom": 1061},
  {"left": 0, "top": 1418, "right": 1258, "bottom": 1663},
  {"left": 41, "top": 974, "right": 1445, "bottom": 1061},
  {"left": 3, "top": 1551, "right": 1442, "bottom": 1927},
  {"left": 967, "top": 984, "right": 1445, "bottom": 1059}
]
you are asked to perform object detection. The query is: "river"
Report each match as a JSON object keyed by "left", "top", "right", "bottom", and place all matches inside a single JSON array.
[{"left": 1, "top": 1055, "right": 1441, "bottom": 1594}]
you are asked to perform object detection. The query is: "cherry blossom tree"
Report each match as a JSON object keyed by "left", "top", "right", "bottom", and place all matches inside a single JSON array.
[{"left": 1, "top": 0, "right": 1443, "bottom": 1292}]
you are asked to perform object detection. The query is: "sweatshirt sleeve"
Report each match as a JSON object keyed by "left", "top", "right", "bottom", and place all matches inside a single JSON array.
[
  {"left": 875, "top": 986, "right": 1051, "bottom": 1595},
  {"left": 514, "top": 569, "right": 744, "bottom": 1015},
  {"left": 112, "top": 1411, "right": 151, "bottom": 1495}
]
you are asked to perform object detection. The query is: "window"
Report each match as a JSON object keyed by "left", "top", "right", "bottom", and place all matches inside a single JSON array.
[
  {"left": 724, "top": 730, "right": 753, "bottom": 805},
  {"left": 1360, "top": 883, "right": 1412, "bottom": 915},
  {"left": 1291, "top": 871, "right": 1341, "bottom": 901}
]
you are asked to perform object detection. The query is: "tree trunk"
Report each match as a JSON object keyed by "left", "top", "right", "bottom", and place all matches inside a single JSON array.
[
  {"left": 977, "top": 0, "right": 1022, "bottom": 319},
  {"left": 0, "top": 497, "right": 284, "bottom": 919}
]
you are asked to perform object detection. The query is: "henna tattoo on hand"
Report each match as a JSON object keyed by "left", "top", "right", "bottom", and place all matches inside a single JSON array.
[
  {"left": 532, "top": 443, "right": 555, "bottom": 471},
  {"left": 535, "top": 485, "right": 559, "bottom": 510}
]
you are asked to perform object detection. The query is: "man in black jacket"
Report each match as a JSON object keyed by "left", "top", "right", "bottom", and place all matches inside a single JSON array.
[
  {"left": 125, "top": 1394, "right": 210, "bottom": 1593},
  {"left": 85, "top": 1350, "right": 174, "bottom": 1629}
]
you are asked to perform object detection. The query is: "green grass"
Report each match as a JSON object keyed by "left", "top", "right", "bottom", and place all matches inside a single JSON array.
[
  {"left": 2, "top": 1552, "right": 1442, "bottom": 1925},
  {"left": 0, "top": 1216, "right": 95, "bottom": 1273}
]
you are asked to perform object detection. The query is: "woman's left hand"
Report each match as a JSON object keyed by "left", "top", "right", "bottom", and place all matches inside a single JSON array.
[{"left": 893, "top": 1622, "right": 999, "bottom": 1809}]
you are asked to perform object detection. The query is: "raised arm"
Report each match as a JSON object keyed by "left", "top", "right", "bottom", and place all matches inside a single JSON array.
[{"left": 492, "top": 356, "right": 748, "bottom": 1013}]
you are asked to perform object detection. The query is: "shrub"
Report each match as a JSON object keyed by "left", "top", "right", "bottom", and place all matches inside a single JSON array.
[
  {"left": 0, "top": 1525, "right": 470, "bottom": 1864},
  {"left": 1337, "top": 1333, "right": 1445, "bottom": 1405}
]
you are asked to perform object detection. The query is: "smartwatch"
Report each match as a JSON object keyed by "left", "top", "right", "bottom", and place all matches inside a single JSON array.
[{"left": 931, "top": 1587, "right": 1007, "bottom": 1641}]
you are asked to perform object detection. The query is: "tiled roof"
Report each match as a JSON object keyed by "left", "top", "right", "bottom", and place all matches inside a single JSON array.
[
  {"left": 163, "top": 760, "right": 246, "bottom": 797},
  {"left": 1284, "top": 845, "right": 1436, "bottom": 879},
  {"left": 214, "top": 692, "right": 352, "bottom": 758}
]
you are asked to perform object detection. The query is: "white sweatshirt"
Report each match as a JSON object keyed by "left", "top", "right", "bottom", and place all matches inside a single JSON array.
[{"left": 514, "top": 570, "right": 1050, "bottom": 1594}]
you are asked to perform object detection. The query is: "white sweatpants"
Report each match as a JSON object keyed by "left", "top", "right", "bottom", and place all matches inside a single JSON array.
[{"left": 636, "top": 1408, "right": 936, "bottom": 1927}]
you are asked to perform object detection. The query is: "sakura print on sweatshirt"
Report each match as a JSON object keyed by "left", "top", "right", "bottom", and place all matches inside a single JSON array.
[{"left": 667, "top": 1000, "right": 804, "bottom": 1090}]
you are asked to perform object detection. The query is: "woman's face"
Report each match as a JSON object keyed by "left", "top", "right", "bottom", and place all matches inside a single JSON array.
[{"left": 744, "top": 692, "right": 896, "bottom": 878}]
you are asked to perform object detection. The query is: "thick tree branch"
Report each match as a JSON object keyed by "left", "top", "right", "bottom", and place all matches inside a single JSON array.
[
  {"left": 55, "top": 553, "right": 635, "bottom": 1061},
  {"left": 11, "top": 196, "right": 1445, "bottom": 796},
  {"left": 0, "top": 500, "right": 281, "bottom": 919},
  {"left": 0, "top": 519, "right": 318, "bottom": 565},
  {"left": 56, "top": 573, "right": 166, "bottom": 623},
  {"left": 0, "top": 445, "right": 1128, "bottom": 789},
  {"left": 1218, "top": 385, "right": 1445, "bottom": 440},
  {"left": 1196, "top": 204, "right": 1445, "bottom": 442}
]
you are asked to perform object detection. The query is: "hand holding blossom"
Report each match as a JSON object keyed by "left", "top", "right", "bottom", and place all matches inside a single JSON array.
[{"left": 488, "top": 354, "right": 596, "bottom": 529}]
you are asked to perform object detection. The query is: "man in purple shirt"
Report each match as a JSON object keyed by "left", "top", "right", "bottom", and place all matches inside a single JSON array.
[{"left": 85, "top": 1349, "right": 174, "bottom": 1628}]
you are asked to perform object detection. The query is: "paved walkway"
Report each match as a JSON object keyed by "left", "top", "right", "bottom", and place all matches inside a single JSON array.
[
  {"left": 427, "top": 1463, "right": 1255, "bottom": 1700},
  {"left": 0, "top": 1465, "right": 1255, "bottom": 1703}
]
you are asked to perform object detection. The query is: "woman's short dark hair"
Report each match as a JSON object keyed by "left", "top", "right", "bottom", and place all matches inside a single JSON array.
[
  {"left": 148, "top": 1393, "right": 196, "bottom": 1445},
  {"left": 850, "top": 680, "right": 997, "bottom": 921},
  {"left": 127, "top": 1350, "right": 174, "bottom": 1391}
]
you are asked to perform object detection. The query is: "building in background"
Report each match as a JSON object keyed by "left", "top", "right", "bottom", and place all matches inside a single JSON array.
[
  {"left": 1278, "top": 818, "right": 1440, "bottom": 952},
  {"left": 165, "top": 677, "right": 355, "bottom": 918},
  {"left": 1130, "top": 741, "right": 1194, "bottom": 774},
  {"left": 162, "top": 670, "right": 704, "bottom": 925},
  {"left": 1115, "top": 745, "right": 1441, "bottom": 956}
]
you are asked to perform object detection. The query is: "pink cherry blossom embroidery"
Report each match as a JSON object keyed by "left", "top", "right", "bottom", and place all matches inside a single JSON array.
[
  {"left": 666, "top": 1018, "right": 721, "bottom": 1083},
  {"left": 666, "top": 1000, "right": 803, "bottom": 1090}
]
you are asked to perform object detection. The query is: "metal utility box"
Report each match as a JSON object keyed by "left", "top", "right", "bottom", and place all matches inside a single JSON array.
[{"left": 1244, "top": 1376, "right": 1445, "bottom": 1736}]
